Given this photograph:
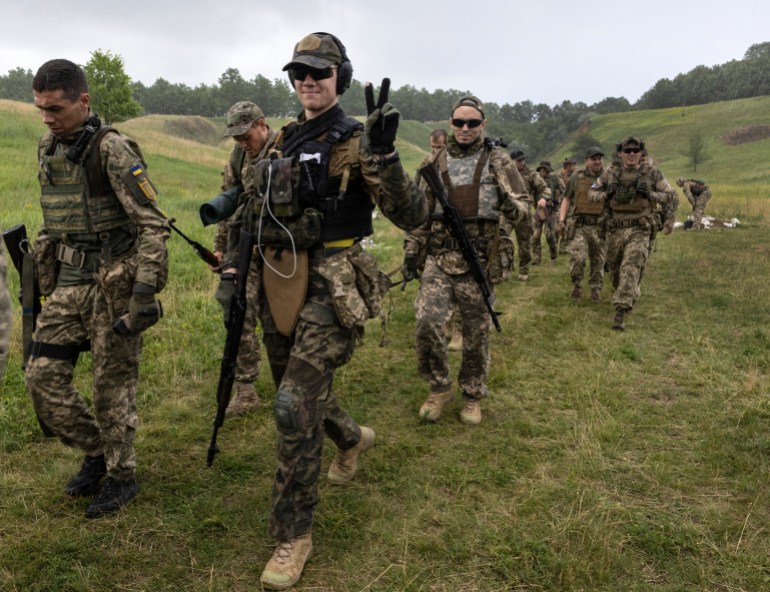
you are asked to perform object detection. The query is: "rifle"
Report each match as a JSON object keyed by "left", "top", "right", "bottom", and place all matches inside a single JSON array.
[
  {"left": 167, "top": 218, "right": 222, "bottom": 271},
  {"left": 419, "top": 164, "right": 501, "bottom": 332},
  {"left": 1, "top": 224, "right": 55, "bottom": 438},
  {"left": 2, "top": 224, "right": 41, "bottom": 367},
  {"left": 207, "top": 228, "right": 254, "bottom": 466}
]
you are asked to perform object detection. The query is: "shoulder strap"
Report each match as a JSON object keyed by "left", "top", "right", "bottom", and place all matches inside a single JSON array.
[{"left": 84, "top": 126, "right": 119, "bottom": 197}]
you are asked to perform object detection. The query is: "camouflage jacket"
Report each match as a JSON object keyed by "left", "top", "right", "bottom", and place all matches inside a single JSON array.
[{"left": 588, "top": 163, "right": 676, "bottom": 224}]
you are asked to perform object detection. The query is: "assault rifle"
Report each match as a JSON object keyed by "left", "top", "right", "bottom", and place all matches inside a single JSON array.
[
  {"left": 419, "top": 164, "right": 501, "bottom": 332},
  {"left": 207, "top": 228, "right": 254, "bottom": 466},
  {"left": 2, "top": 224, "right": 55, "bottom": 437}
]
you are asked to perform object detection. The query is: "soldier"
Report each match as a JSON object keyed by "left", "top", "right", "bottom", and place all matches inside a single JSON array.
[
  {"left": 404, "top": 95, "right": 527, "bottom": 426},
  {"left": 26, "top": 59, "right": 169, "bottom": 517},
  {"left": 676, "top": 176, "right": 711, "bottom": 230},
  {"left": 532, "top": 160, "right": 562, "bottom": 264},
  {"left": 588, "top": 136, "right": 675, "bottom": 330},
  {"left": 429, "top": 128, "right": 448, "bottom": 153},
  {"left": 510, "top": 149, "right": 545, "bottom": 280},
  {"left": 211, "top": 102, "right": 278, "bottom": 415},
  {"left": 558, "top": 158, "right": 577, "bottom": 254},
  {"left": 221, "top": 33, "right": 428, "bottom": 589},
  {"left": 0, "top": 242, "right": 10, "bottom": 380},
  {"left": 558, "top": 146, "right": 607, "bottom": 302}
]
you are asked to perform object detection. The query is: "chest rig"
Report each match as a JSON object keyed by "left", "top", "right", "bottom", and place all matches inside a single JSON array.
[
  {"left": 573, "top": 171, "right": 604, "bottom": 216},
  {"left": 38, "top": 126, "right": 132, "bottom": 243},
  {"left": 434, "top": 146, "right": 498, "bottom": 222},
  {"left": 608, "top": 166, "right": 653, "bottom": 215}
]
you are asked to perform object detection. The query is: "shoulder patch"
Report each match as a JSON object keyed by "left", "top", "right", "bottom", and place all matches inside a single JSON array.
[{"left": 121, "top": 163, "right": 158, "bottom": 205}]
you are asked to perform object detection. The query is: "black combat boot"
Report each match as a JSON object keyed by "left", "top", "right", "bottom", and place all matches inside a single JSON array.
[
  {"left": 64, "top": 454, "right": 106, "bottom": 497},
  {"left": 85, "top": 477, "right": 140, "bottom": 518}
]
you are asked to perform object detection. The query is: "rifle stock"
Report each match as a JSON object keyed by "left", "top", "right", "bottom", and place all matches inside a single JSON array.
[
  {"left": 419, "top": 164, "right": 501, "bottom": 332},
  {"left": 207, "top": 228, "right": 254, "bottom": 466}
]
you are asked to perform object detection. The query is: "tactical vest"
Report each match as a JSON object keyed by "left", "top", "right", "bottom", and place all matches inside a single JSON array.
[
  {"left": 268, "top": 109, "right": 373, "bottom": 245},
  {"left": 38, "top": 127, "right": 132, "bottom": 241},
  {"left": 434, "top": 147, "right": 499, "bottom": 222},
  {"left": 608, "top": 166, "right": 653, "bottom": 215},
  {"left": 573, "top": 171, "right": 604, "bottom": 216}
]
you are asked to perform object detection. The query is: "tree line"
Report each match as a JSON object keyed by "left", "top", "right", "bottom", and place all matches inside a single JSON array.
[{"left": 2, "top": 42, "right": 768, "bottom": 158}]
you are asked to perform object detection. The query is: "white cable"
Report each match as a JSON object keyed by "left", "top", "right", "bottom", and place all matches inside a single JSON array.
[{"left": 257, "top": 158, "right": 298, "bottom": 279}]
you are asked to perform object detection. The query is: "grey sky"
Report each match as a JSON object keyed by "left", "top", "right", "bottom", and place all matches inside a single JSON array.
[{"left": 3, "top": 0, "right": 769, "bottom": 108}]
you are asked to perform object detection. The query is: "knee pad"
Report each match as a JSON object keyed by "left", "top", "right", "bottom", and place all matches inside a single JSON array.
[{"left": 274, "top": 388, "right": 300, "bottom": 434}]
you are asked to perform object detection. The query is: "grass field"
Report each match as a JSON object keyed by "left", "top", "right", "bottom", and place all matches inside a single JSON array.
[{"left": 1, "top": 99, "right": 769, "bottom": 591}]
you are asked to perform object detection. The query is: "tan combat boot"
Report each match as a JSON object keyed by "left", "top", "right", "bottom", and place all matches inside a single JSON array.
[
  {"left": 225, "top": 382, "right": 260, "bottom": 416},
  {"left": 612, "top": 307, "right": 627, "bottom": 331},
  {"left": 447, "top": 326, "right": 463, "bottom": 352},
  {"left": 459, "top": 399, "right": 482, "bottom": 425},
  {"left": 260, "top": 532, "right": 313, "bottom": 590},
  {"left": 419, "top": 387, "right": 454, "bottom": 423},
  {"left": 327, "top": 426, "right": 375, "bottom": 485}
]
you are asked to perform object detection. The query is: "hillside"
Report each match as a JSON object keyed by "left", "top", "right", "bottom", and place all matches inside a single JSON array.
[{"left": 2, "top": 99, "right": 770, "bottom": 592}]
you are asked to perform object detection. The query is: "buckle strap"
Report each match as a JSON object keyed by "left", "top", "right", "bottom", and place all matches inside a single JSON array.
[{"left": 56, "top": 243, "right": 92, "bottom": 268}]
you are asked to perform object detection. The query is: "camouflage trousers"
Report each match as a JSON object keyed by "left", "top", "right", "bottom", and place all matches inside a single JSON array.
[
  {"left": 568, "top": 223, "right": 607, "bottom": 291},
  {"left": 25, "top": 284, "right": 142, "bottom": 480},
  {"left": 0, "top": 246, "right": 10, "bottom": 380},
  {"left": 531, "top": 210, "right": 558, "bottom": 261},
  {"left": 513, "top": 210, "right": 533, "bottom": 275},
  {"left": 415, "top": 256, "right": 491, "bottom": 400},
  {"left": 605, "top": 225, "right": 650, "bottom": 311},
  {"left": 689, "top": 188, "right": 712, "bottom": 230},
  {"left": 263, "top": 290, "right": 363, "bottom": 541},
  {"left": 234, "top": 250, "right": 262, "bottom": 384}
]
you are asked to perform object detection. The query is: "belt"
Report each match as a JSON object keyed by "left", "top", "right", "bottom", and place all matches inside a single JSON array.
[
  {"left": 575, "top": 216, "right": 599, "bottom": 226},
  {"left": 609, "top": 219, "right": 641, "bottom": 229},
  {"left": 308, "top": 238, "right": 357, "bottom": 259},
  {"left": 56, "top": 243, "right": 101, "bottom": 269}
]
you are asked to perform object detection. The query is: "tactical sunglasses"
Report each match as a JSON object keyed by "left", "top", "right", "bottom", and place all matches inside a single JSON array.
[
  {"left": 621, "top": 147, "right": 641, "bottom": 154},
  {"left": 290, "top": 65, "right": 336, "bottom": 82},
  {"left": 451, "top": 118, "right": 484, "bottom": 129}
]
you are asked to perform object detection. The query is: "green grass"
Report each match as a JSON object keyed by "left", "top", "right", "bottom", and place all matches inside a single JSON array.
[{"left": 2, "top": 99, "right": 770, "bottom": 591}]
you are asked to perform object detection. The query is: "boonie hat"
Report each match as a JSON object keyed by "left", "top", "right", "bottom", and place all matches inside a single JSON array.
[
  {"left": 283, "top": 33, "right": 343, "bottom": 71},
  {"left": 537, "top": 160, "right": 553, "bottom": 172},
  {"left": 510, "top": 149, "right": 526, "bottom": 161},
  {"left": 224, "top": 101, "right": 264, "bottom": 137}
]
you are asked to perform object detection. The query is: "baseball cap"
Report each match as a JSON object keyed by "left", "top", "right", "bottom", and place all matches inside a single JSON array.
[
  {"left": 618, "top": 135, "right": 644, "bottom": 149},
  {"left": 224, "top": 101, "right": 264, "bottom": 137},
  {"left": 283, "top": 33, "right": 344, "bottom": 71},
  {"left": 585, "top": 146, "right": 605, "bottom": 158},
  {"left": 510, "top": 149, "right": 526, "bottom": 161},
  {"left": 451, "top": 95, "right": 485, "bottom": 119}
]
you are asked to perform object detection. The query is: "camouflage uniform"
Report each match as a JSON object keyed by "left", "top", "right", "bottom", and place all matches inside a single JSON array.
[
  {"left": 407, "top": 135, "right": 525, "bottom": 405},
  {"left": 531, "top": 162, "right": 562, "bottom": 263},
  {"left": 562, "top": 163, "right": 607, "bottom": 296},
  {"left": 0, "top": 243, "right": 10, "bottom": 380},
  {"left": 227, "top": 102, "right": 427, "bottom": 542},
  {"left": 679, "top": 178, "right": 711, "bottom": 230},
  {"left": 514, "top": 160, "right": 547, "bottom": 276},
  {"left": 589, "top": 141, "right": 675, "bottom": 325},
  {"left": 215, "top": 129, "right": 278, "bottom": 387},
  {"left": 25, "top": 116, "right": 169, "bottom": 481}
]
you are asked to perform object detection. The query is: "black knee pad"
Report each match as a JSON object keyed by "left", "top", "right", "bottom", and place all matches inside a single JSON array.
[{"left": 274, "top": 388, "right": 300, "bottom": 434}]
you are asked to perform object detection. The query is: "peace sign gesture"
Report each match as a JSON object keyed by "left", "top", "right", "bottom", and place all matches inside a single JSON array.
[{"left": 364, "top": 78, "right": 399, "bottom": 156}]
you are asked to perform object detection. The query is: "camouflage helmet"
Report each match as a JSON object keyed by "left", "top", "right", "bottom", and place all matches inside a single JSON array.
[
  {"left": 537, "top": 160, "right": 553, "bottom": 173},
  {"left": 224, "top": 101, "right": 264, "bottom": 137}
]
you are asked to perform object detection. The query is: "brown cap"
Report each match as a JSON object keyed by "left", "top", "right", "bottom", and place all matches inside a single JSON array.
[
  {"left": 224, "top": 101, "right": 264, "bottom": 137},
  {"left": 585, "top": 146, "right": 605, "bottom": 158},
  {"left": 451, "top": 95, "right": 485, "bottom": 119}
]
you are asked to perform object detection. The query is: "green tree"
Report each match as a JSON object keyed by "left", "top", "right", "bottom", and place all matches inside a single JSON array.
[
  {"left": 83, "top": 50, "right": 141, "bottom": 124},
  {"left": 0, "top": 67, "right": 34, "bottom": 102},
  {"left": 681, "top": 129, "right": 712, "bottom": 172}
]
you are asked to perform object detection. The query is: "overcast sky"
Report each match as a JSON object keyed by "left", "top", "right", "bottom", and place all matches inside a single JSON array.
[{"left": 3, "top": 0, "right": 769, "bottom": 108}]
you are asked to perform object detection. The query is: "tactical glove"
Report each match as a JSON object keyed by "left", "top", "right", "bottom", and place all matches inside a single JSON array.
[
  {"left": 215, "top": 272, "right": 237, "bottom": 326},
  {"left": 402, "top": 254, "right": 419, "bottom": 282},
  {"left": 120, "top": 282, "right": 162, "bottom": 334},
  {"left": 557, "top": 220, "right": 567, "bottom": 238},
  {"left": 606, "top": 181, "right": 619, "bottom": 197},
  {"left": 365, "top": 79, "right": 399, "bottom": 155}
]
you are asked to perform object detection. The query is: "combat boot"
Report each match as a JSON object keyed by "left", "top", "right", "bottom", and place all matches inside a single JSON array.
[
  {"left": 260, "top": 532, "right": 313, "bottom": 590},
  {"left": 447, "top": 326, "right": 463, "bottom": 352},
  {"left": 459, "top": 399, "right": 482, "bottom": 425},
  {"left": 419, "top": 387, "right": 454, "bottom": 423},
  {"left": 328, "top": 426, "right": 375, "bottom": 485},
  {"left": 517, "top": 272, "right": 528, "bottom": 282},
  {"left": 570, "top": 286, "right": 582, "bottom": 300},
  {"left": 85, "top": 477, "right": 139, "bottom": 518},
  {"left": 591, "top": 288, "right": 601, "bottom": 303},
  {"left": 226, "top": 381, "right": 260, "bottom": 416},
  {"left": 64, "top": 454, "right": 106, "bottom": 497},
  {"left": 612, "top": 307, "right": 627, "bottom": 331}
]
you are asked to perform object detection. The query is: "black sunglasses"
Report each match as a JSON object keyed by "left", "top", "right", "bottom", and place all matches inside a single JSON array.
[
  {"left": 290, "top": 66, "right": 335, "bottom": 82},
  {"left": 451, "top": 118, "right": 484, "bottom": 129},
  {"left": 621, "top": 147, "right": 641, "bottom": 154}
]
